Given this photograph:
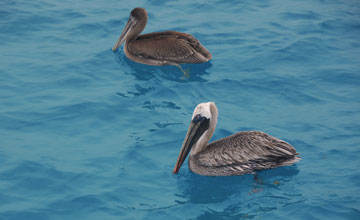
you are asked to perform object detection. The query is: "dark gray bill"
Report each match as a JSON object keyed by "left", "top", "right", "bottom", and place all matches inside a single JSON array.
[
  {"left": 173, "top": 116, "right": 209, "bottom": 174},
  {"left": 112, "top": 16, "right": 136, "bottom": 51}
]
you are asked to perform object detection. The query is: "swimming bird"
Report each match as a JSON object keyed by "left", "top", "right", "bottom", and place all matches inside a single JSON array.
[
  {"left": 173, "top": 102, "right": 300, "bottom": 176},
  {"left": 112, "top": 8, "right": 212, "bottom": 67}
]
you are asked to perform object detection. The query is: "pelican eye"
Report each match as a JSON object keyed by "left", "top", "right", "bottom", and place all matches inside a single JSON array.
[
  {"left": 130, "top": 8, "right": 143, "bottom": 18},
  {"left": 192, "top": 114, "right": 206, "bottom": 123}
]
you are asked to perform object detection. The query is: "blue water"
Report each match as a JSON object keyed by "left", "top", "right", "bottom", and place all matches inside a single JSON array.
[{"left": 1, "top": 0, "right": 360, "bottom": 219}]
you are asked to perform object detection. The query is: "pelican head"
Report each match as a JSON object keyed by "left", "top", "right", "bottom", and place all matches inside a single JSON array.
[
  {"left": 173, "top": 102, "right": 218, "bottom": 174},
  {"left": 112, "top": 8, "right": 148, "bottom": 51}
]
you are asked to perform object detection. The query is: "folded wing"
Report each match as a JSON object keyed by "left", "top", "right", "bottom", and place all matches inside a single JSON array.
[
  {"left": 192, "top": 131, "right": 299, "bottom": 176},
  {"left": 128, "top": 31, "right": 212, "bottom": 64}
]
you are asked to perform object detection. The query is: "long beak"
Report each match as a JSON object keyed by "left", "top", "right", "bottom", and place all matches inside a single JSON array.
[
  {"left": 112, "top": 16, "right": 136, "bottom": 51},
  {"left": 173, "top": 117, "right": 210, "bottom": 174}
]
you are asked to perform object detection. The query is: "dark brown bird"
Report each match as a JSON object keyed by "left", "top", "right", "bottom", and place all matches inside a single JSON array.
[
  {"left": 112, "top": 8, "right": 212, "bottom": 66},
  {"left": 173, "top": 102, "right": 300, "bottom": 176}
]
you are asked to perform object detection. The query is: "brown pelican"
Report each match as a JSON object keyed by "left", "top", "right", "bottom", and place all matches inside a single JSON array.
[
  {"left": 173, "top": 102, "right": 300, "bottom": 176},
  {"left": 112, "top": 8, "right": 212, "bottom": 67}
]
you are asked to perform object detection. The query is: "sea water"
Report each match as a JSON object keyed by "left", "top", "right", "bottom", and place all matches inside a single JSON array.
[{"left": 0, "top": 0, "right": 359, "bottom": 219}]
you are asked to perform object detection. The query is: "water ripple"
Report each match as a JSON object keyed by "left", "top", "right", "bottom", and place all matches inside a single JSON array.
[{"left": 0, "top": 0, "right": 359, "bottom": 219}]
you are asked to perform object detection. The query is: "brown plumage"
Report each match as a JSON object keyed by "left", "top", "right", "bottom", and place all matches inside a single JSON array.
[
  {"left": 112, "top": 8, "right": 212, "bottom": 66},
  {"left": 190, "top": 131, "right": 299, "bottom": 176},
  {"left": 173, "top": 102, "right": 300, "bottom": 176}
]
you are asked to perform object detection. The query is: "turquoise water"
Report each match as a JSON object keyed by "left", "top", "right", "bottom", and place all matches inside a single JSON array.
[{"left": 1, "top": 0, "right": 360, "bottom": 219}]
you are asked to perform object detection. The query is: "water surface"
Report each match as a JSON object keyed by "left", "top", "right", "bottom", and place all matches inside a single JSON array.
[{"left": 0, "top": 0, "right": 360, "bottom": 219}]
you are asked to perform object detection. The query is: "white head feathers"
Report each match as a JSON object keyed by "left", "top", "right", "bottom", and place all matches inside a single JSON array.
[{"left": 192, "top": 102, "right": 216, "bottom": 120}]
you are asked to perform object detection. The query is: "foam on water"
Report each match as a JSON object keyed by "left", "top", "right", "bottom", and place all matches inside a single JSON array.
[{"left": 1, "top": 0, "right": 360, "bottom": 219}]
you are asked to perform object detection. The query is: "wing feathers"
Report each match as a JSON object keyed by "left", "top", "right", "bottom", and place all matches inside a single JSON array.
[
  {"left": 127, "top": 31, "right": 211, "bottom": 64},
  {"left": 191, "top": 131, "right": 299, "bottom": 176}
]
